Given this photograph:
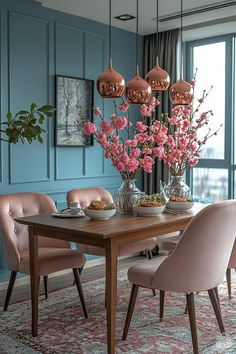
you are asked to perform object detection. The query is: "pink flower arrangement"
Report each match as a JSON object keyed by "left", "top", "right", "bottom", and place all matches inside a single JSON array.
[
  {"left": 84, "top": 75, "right": 220, "bottom": 179},
  {"left": 160, "top": 86, "right": 221, "bottom": 176},
  {"left": 83, "top": 98, "right": 165, "bottom": 179}
]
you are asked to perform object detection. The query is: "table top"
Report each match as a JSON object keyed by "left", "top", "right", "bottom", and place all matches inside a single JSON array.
[{"left": 15, "top": 203, "right": 206, "bottom": 241}]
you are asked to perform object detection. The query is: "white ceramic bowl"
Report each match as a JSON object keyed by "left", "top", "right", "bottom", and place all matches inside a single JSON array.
[
  {"left": 83, "top": 208, "right": 116, "bottom": 220},
  {"left": 134, "top": 205, "right": 165, "bottom": 216},
  {"left": 166, "top": 201, "right": 194, "bottom": 211}
]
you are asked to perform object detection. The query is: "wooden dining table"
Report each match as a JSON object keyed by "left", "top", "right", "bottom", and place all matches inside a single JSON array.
[{"left": 16, "top": 203, "right": 206, "bottom": 354}]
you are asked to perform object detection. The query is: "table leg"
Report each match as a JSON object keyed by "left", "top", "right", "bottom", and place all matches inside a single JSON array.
[
  {"left": 105, "top": 238, "right": 118, "bottom": 354},
  {"left": 29, "top": 226, "right": 39, "bottom": 337}
]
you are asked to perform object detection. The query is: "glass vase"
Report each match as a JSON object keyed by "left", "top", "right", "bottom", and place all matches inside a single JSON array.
[
  {"left": 164, "top": 174, "right": 190, "bottom": 200},
  {"left": 114, "top": 179, "right": 143, "bottom": 214}
]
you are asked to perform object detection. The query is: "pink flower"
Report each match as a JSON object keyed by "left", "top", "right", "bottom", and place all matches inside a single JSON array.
[
  {"left": 188, "top": 158, "right": 199, "bottom": 167},
  {"left": 113, "top": 116, "right": 128, "bottom": 130},
  {"left": 104, "top": 152, "right": 111, "bottom": 159},
  {"left": 84, "top": 122, "right": 97, "bottom": 135},
  {"left": 120, "top": 152, "right": 129, "bottom": 165},
  {"left": 119, "top": 102, "right": 129, "bottom": 112},
  {"left": 142, "top": 148, "right": 152, "bottom": 155},
  {"left": 130, "top": 148, "right": 141, "bottom": 159},
  {"left": 153, "top": 146, "right": 164, "bottom": 158},
  {"left": 135, "top": 133, "right": 149, "bottom": 144},
  {"left": 136, "top": 121, "right": 148, "bottom": 133},
  {"left": 94, "top": 107, "right": 102, "bottom": 115},
  {"left": 111, "top": 136, "right": 119, "bottom": 144},
  {"left": 127, "top": 159, "right": 139, "bottom": 172},
  {"left": 143, "top": 163, "right": 153, "bottom": 173},
  {"left": 100, "top": 120, "right": 114, "bottom": 135}
]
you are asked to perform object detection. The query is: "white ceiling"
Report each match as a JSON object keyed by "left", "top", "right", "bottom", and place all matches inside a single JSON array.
[{"left": 35, "top": 0, "right": 236, "bottom": 40}]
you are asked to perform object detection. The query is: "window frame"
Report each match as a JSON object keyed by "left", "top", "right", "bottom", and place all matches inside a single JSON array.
[{"left": 186, "top": 33, "right": 236, "bottom": 200}]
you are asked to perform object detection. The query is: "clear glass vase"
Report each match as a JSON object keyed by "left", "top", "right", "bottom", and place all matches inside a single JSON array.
[
  {"left": 114, "top": 179, "right": 143, "bottom": 214},
  {"left": 164, "top": 174, "right": 190, "bottom": 200}
]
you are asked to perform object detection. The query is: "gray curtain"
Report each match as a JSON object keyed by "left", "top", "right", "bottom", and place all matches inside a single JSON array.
[{"left": 143, "top": 29, "right": 179, "bottom": 194}]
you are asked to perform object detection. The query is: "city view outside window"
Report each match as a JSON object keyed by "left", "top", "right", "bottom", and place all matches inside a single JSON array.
[{"left": 187, "top": 35, "right": 235, "bottom": 202}]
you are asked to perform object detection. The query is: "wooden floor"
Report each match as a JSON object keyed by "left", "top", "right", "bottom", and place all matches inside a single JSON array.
[{"left": 0, "top": 256, "right": 145, "bottom": 307}]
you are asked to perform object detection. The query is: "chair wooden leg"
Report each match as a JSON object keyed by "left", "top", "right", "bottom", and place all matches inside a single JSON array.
[
  {"left": 72, "top": 268, "right": 88, "bottom": 319},
  {"left": 146, "top": 251, "right": 156, "bottom": 296},
  {"left": 78, "top": 265, "right": 84, "bottom": 275},
  {"left": 226, "top": 268, "right": 231, "bottom": 299},
  {"left": 43, "top": 276, "right": 48, "bottom": 299},
  {"left": 186, "top": 293, "right": 199, "bottom": 354},
  {"left": 159, "top": 290, "right": 165, "bottom": 321},
  {"left": 208, "top": 288, "right": 225, "bottom": 334},
  {"left": 122, "top": 284, "right": 139, "bottom": 340},
  {"left": 4, "top": 271, "right": 17, "bottom": 311},
  {"left": 146, "top": 250, "right": 152, "bottom": 260},
  {"left": 214, "top": 287, "right": 221, "bottom": 313}
]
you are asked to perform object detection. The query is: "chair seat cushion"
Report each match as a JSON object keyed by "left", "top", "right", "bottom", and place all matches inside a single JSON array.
[
  {"left": 19, "top": 247, "right": 86, "bottom": 275},
  {"left": 128, "top": 256, "right": 168, "bottom": 288},
  {"left": 76, "top": 238, "right": 157, "bottom": 257}
]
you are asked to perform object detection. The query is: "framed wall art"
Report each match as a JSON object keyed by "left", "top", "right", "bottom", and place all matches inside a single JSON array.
[{"left": 56, "top": 75, "right": 94, "bottom": 146}]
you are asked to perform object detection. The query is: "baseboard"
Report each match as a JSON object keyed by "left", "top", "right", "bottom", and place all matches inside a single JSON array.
[{"left": 0, "top": 254, "right": 131, "bottom": 291}]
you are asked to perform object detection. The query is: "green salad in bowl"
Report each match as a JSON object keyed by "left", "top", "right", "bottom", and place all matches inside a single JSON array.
[{"left": 135, "top": 194, "right": 166, "bottom": 216}]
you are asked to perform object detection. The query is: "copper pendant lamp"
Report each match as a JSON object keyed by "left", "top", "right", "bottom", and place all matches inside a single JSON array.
[
  {"left": 96, "top": 0, "right": 125, "bottom": 98},
  {"left": 145, "top": 0, "right": 170, "bottom": 92},
  {"left": 125, "top": 0, "right": 152, "bottom": 104},
  {"left": 169, "top": 0, "right": 193, "bottom": 105}
]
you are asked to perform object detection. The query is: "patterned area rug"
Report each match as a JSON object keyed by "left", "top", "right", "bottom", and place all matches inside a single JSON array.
[{"left": 1, "top": 268, "right": 236, "bottom": 354}]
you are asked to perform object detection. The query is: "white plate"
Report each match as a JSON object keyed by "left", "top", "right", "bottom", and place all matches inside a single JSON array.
[
  {"left": 166, "top": 201, "right": 194, "bottom": 211},
  {"left": 51, "top": 211, "right": 85, "bottom": 218},
  {"left": 134, "top": 205, "right": 165, "bottom": 216}
]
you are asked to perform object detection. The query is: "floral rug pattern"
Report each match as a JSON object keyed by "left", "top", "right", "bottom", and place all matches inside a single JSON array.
[{"left": 0, "top": 269, "right": 236, "bottom": 353}]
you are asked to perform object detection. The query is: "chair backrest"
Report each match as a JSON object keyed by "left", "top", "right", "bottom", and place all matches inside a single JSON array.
[
  {"left": 67, "top": 187, "right": 113, "bottom": 208},
  {"left": 228, "top": 239, "right": 236, "bottom": 268},
  {"left": 0, "top": 192, "right": 69, "bottom": 271},
  {"left": 152, "top": 200, "right": 236, "bottom": 293}
]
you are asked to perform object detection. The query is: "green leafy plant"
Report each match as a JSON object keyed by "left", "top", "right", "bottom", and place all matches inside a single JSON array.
[{"left": 1, "top": 103, "right": 54, "bottom": 144}]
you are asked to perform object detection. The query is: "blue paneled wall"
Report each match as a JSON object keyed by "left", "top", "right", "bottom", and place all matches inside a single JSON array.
[{"left": 0, "top": 0, "right": 141, "bottom": 282}]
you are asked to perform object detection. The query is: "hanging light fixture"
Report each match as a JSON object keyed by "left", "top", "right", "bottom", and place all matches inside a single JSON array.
[
  {"left": 145, "top": 0, "right": 170, "bottom": 91},
  {"left": 169, "top": 0, "right": 193, "bottom": 105},
  {"left": 97, "top": 0, "right": 125, "bottom": 98},
  {"left": 125, "top": 0, "right": 152, "bottom": 104}
]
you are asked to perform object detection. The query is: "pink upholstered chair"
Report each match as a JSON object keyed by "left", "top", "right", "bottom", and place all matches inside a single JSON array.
[
  {"left": 226, "top": 239, "right": 236, "bottom": 298},
  {"left": 122, "top": 201, "right": 236, "bottom": 354},
  {"left": 67, "top": 187, "right": 157, "bottom": 258},
  {"left": 0, "top": 192, "right": 87, "bottom": 318}
]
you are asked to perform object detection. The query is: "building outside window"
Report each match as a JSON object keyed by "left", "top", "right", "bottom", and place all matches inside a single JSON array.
[{"left": 186, "top": 34, "right": 235, "bottom": 202}]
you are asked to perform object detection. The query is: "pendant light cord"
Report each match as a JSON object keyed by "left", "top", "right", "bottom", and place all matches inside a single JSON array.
[
  {"left": 109, "top": 0, "right": 111, "bottom": 60},
  {"left": 180, "top": 0, "right": 183, "bottom": 78},
  {"left": 136, "top": 0, "right": 139, "bottom": 69},
  {"left": 156, "top": 0, "right": 159, "bottom": 59}
]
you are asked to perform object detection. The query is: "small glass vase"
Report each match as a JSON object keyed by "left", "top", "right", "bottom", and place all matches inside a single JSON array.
[
  {"left": 114, "top": 179, "right": 143, "bottom": 214},
  {"left": 164, "top": 174, "right": 190, "bottom": 200}
]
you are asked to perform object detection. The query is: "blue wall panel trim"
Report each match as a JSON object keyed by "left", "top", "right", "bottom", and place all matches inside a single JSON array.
[{"left": 0, "top": 0, "right": 142, "bottom": 283}]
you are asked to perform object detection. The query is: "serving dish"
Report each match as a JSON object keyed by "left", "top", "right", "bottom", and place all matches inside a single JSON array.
[
  {"left": 166, "top": 201, "right": 194, "bottom": 211},
  {"left": 134, "top": 205, "right": 165, "bottom": 216},
  {"left": 83, "top": 207, "right": 116, "bottom": 220}
]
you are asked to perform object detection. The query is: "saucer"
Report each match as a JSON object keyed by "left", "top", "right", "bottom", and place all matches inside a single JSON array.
[{"left": 51, "top": 211, "right": 84, "bottom": 218}]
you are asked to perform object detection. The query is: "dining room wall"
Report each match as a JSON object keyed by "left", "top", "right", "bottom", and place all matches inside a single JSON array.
[{"left": 0, "top": 0, "right": 142, "bottom": 282}]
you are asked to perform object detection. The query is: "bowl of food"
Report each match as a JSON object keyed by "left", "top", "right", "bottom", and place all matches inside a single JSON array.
[
  {"left": 134, "top": 194, "right": 166, "bottom": 216},
  {"left": 83, "top": 200, "right": 116, "bottom": 220},
  {"left": 166, "top": 196, "right": 194, "bottom": 211}
]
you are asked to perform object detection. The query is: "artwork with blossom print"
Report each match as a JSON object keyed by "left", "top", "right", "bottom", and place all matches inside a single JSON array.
[{"left": 56, "top": 75, "right": 94, "bottom": 146}]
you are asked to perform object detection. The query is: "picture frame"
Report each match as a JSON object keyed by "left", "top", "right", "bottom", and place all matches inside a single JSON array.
[{"left": 55, "top": 75, "right": 94, "bottom": 146}]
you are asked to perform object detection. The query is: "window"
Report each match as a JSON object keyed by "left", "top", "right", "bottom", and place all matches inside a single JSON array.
[{"left": 186, "top": 35, "right": 235, "bottom": 202}]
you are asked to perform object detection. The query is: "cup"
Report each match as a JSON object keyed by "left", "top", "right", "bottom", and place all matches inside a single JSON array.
[{"left": 69, "top": 202, "right": 81, "bottom": 215}]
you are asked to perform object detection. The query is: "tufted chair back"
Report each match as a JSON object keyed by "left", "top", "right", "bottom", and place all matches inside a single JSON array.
[
  {"left": 152, "top": 200, "right": 236, "bottom": 293},
  {"left": 67, "top": 187, "right": 113, "bottom": 209},
  {"left": 0, "top": 192, "right": 69, "bottom": 271}
]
